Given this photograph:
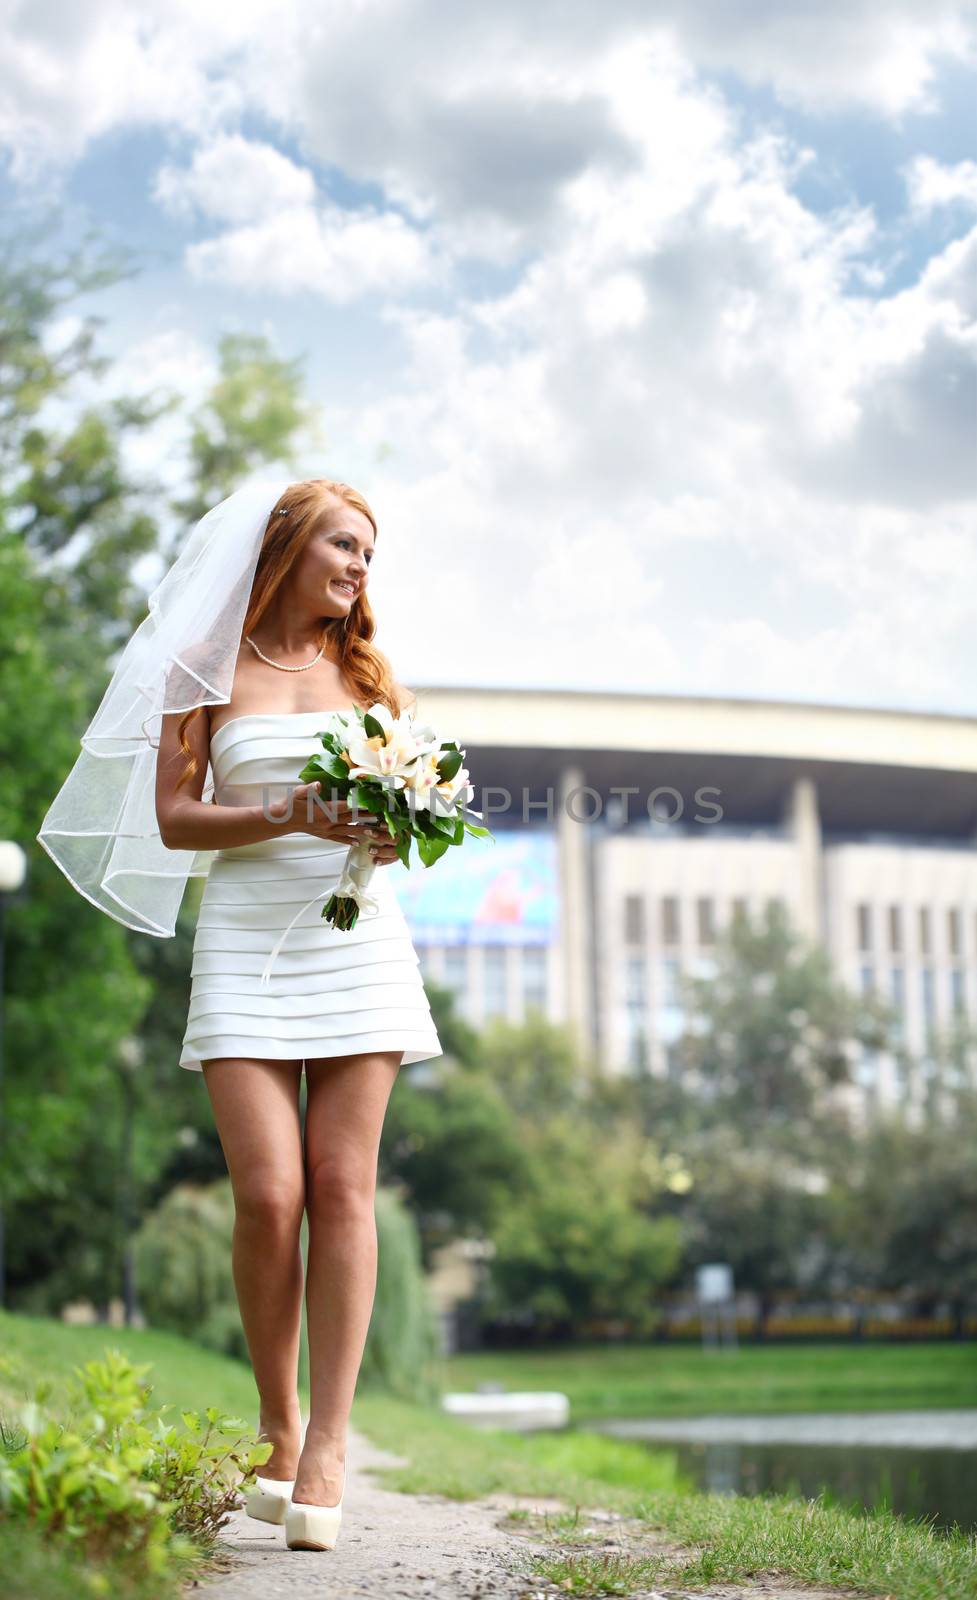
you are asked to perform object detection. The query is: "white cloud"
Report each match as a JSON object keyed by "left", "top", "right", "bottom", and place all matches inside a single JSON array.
[
  {"left": 152, "top": 133, "right": 446, "bottom": 299},
  {"left": 153, "top": 134, "right": 316, "bottom": 223},
  {"left": 1, "top": 1, "right": 973, "bottom": 186},
  {"left": 184, "top": 198, "right": 444, "bottom": 301},
  {"left": 0, "top": 0, "right": 973, "bottom": 710},
  {"left": 664, "top": 0, "right": 975, "bottom": 117},
  {"left": 904, "top": 154, "right": 977, "bottom": 215}
]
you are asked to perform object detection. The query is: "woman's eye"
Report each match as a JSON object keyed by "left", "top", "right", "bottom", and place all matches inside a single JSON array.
[{"left": 337, "top": 537, "right": 371, "bottom": 565}]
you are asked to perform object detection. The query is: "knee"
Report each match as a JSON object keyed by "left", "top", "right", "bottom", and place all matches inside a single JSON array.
[
  {"left": 305, "top": 1159, "right": 374, "bottom": 1223},
  {"left": 234, "top": 1175, "right": 305, "bottom": 1237}
]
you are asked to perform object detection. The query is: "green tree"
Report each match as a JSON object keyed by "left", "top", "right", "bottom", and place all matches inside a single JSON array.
[
  {"left": 484, "top": 1115, "right": 682, "bottom": 1339},
  {"left": 826, "top": 1094, "right": 977, "bottom": 1323},
  {"left": 0, "top": 222, "right": 174, "bottom": 658},
  {"left": 380, "top": 1065, "right": 531, "bottom": 1263},
  {"left": 677, "top": 901, "right": 891, "bottom": 1160},
  {"left": 663, "top": 1124, "right": 831, "bottom": 1328},
  {"left": 1, "top": 528, "right": 152, "bottom": 1309},
  {"left": 168, "top": 330, "right": 319, "bottom": 537}
]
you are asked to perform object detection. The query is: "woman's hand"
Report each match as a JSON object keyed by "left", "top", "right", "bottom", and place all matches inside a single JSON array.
[{"left": 267, "top": 783, "right": 399, "bottom": 862}]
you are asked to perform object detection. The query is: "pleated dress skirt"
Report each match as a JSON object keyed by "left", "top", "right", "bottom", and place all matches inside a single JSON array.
[{"left": 178, "top": 711, "right": 443, "bottom": 1072}]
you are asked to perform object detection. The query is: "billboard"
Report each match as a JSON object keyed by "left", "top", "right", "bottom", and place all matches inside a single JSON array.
[{"left": 387, "top": 830, "right": 559, "bottom": 946}]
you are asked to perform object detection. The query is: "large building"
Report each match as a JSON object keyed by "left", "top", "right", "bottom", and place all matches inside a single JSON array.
[{"left": 389, "top": 688, "right": 977, "bottom": 1119}]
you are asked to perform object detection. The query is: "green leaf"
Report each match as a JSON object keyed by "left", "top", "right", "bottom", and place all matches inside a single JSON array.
[
  {"left": 436, "top": 749, "right": 463, "bottom": 782},
  {"left": 416, "top": 831, "right": 451, "bottom": 868}
]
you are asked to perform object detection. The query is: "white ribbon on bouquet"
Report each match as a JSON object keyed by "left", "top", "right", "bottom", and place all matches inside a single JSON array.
[{"left": 259, "top": 838, "right": 382, "bottom": 986}]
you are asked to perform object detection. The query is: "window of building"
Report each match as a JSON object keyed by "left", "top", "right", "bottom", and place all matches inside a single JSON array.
[
  {"left": 624, "top": 955, "right": 648, "bottom": 1072},
  {"left": 731, "top": 896, "right": 748, "bottom": 928},
  {"left": 522, "top": 946, "right": 548, "bottom": 1015},
  {"left": 888, "top": 905, "right": 902, "bottom": 954},
  {"left": 856, "top": 903, "right": 872, "bottom": 953},
  {"left": 921, "top": 968, "right": 936, "bottom": 1039},
  {"left": 483, "top": 946, "right": 508, "bottom": 1017},
  {"left": 624, "top": 893, "right": 645, "bottom": 944},
  {"left": 859, "top": 963, "right": 875, "bottom": 997},
  {"left": 661, "top": 895, "right": 680, "bottom": 945},
  {"left": 948, "top": 907, "right": 961, "bottom": 959},
  {"left": 918, "top": 906, "right": 931, "bottom": 957},
  {"left": 890, "top": 967, "right": 905, "bottom": 1042},
  {"left": 660, "top": 957, "right": 682, "bottom": 1009},
  {"left": 625, "top": 954, "right": 647, "bottom": 1006},
  {"left": 950, "top": 968, "right": 966, "bottom": 1016},
  {"left": 444, "top": 946, "right": 468, "bottom": 998},
  {"left": 696, "top": 896, "right": 715, "bottom": 945}
]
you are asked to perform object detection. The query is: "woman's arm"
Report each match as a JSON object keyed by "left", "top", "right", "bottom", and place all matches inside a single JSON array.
[
  {"left": 155, "top": 707, "right": 391, "bottom": 855},
  {"left": 155, "top": 707, "right": 300, "bottom": 852}
]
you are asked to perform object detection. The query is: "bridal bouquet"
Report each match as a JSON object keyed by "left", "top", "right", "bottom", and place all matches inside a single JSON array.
[{"left": 296, "top": 701, "right": 491, "bottom": 931}]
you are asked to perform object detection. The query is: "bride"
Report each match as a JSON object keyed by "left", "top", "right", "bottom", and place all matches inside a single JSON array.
[{"left": 37, "top": 477, "right": 444, "bottom": 1552}]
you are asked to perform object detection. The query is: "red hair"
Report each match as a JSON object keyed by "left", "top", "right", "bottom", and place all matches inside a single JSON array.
[{"left": 175, "top": 478, "right": 405, "bottom": 791}]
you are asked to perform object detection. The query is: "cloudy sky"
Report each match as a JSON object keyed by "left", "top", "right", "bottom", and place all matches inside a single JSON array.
[{"left": 2, "top": 0, "right": 975, "bottom": 715}]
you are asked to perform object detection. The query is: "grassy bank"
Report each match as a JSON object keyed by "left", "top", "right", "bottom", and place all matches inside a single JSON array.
[
  {"left": 0, "top": 1313, "right": 264, "bottom": 1600},
  {"left": 3, "top": 1312, "right": 975, "bottom": 1600}
]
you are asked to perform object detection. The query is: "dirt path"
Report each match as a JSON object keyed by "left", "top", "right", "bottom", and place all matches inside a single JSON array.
[{"left": 196, "top": 1424, "right": 887, "bottom": 1600}]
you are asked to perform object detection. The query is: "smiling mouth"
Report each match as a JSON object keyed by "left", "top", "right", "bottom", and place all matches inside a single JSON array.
[{"left": 332, "top": 581, "right": 356, "bottom": 596}]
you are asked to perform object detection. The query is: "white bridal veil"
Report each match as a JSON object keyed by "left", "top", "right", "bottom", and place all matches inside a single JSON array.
[{"left": 36, "top": 477, "right": 295, "bottom": 937}]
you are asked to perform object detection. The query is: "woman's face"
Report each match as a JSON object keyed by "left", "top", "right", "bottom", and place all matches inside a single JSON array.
[{"left": 292, "top": 495, "right": 376, "bottom": 617}]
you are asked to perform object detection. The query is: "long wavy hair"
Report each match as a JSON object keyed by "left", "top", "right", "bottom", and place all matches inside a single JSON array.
[{"left": 174, "top": 477, "right": 403, "bottom": 792}]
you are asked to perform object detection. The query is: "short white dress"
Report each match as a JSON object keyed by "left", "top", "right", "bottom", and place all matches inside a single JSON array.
[{"left": 178, "top": 710, "right": 443, "bottom": 1072}]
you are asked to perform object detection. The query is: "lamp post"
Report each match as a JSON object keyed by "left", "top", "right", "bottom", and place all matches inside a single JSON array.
[
  {"left": 0, "top": 840, "right": 29, "bottom": 1310},
  {"left": 116, "top": 1035, "right": 143, "bottom": 1326}
]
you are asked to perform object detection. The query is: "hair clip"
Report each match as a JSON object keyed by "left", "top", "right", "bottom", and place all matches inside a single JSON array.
[{"left": 277, "top": 507, "right": 289, "bottom": 516}]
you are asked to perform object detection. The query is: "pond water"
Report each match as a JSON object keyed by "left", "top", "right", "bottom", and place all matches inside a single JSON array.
[{"left": 591, "top": 1410, "right": 977, "bottom": 1536}]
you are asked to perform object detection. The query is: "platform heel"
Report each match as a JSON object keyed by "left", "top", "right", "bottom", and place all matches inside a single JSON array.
[{"left": 285, "top": 1455, "right": 346, "bottom": 1551}]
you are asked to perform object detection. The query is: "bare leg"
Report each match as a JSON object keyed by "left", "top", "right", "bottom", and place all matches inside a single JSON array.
[
  {"left": 293, "top": 1049, "right": 403, "bottom": 1505},
  {"left": 202, "top": 1056, "right": 306, "bottom": 1479}
]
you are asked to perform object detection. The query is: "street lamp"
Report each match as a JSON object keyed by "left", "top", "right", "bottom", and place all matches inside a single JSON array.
[
  {"left": 0, "top": 840, "right": 29, "bottom": 1310},
  {"left": 116, "top": 1035, "right": 144, "bottom": 1326}
]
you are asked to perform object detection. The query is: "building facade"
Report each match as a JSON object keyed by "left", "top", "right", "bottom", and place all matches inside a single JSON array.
[{"left": 388, "top": 689, "right": 977, "bottom": 1120}]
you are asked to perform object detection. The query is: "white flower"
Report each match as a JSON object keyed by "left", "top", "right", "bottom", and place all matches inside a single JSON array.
[
  {"left": 403, "top": 751, "right": 474, "bottom": 815},
  {"left": 343, "top": 702, "right": 438, "bottom": 787}
]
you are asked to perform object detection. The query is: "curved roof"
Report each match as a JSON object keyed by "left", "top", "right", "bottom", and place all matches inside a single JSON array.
[{"left": 413, "top": 687, "right": 977, "bottom": 838}]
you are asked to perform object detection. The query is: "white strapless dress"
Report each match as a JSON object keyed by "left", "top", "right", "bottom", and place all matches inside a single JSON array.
[{"left": 178, "top": 711, "right": 443, "bottom": 1072}]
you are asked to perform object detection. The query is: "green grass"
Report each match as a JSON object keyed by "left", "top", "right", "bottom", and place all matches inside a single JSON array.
[
  {"left": 0, "top": 1311, "right": 261, "bottom": 1421},
  {"left": 3, "top": 1312, "right": 976, "bottom": 1600},
  {"left": 0, "top": 1312, "right": 260, "bottom": 1600},
  {"left": 352, "top": 1389, "right": 977, "bottom": 1600},
  {"left": 433, "top": 1337, "right": 977, "bottom": 1421}
]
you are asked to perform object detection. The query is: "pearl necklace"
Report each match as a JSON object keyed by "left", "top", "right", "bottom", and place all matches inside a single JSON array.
[{"left": 245, "top": 634, "right": 325, "bottom": 673}]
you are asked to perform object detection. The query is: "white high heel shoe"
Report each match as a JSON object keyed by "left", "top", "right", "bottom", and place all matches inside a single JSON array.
[
  {"left": 243, "top": 1474, "right": 296, "bottom": 1526},
  {"left": 285, "top": 1455, "right": 346, "bottom": 1551}
]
